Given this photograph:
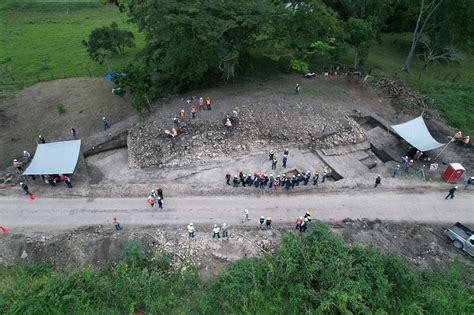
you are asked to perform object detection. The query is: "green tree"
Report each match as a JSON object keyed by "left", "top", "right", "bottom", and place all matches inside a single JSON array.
[
  {"left": 274, "top": 0, "right": 341, "bottom": 73},
  {"left": 83, "top": 22, "right": 135, "bottom": 64},
  {"left": 126, "top": 0, "right": 277, "bottom": 91},
  {"left": 344, "top": 18, "right": 376, "bottom": 68},
  {"left": 112, "top": 63, "right": 157, "bottom": 113},
  {"left": 401, "top": 0, "right": 444, "bottom": 72}
]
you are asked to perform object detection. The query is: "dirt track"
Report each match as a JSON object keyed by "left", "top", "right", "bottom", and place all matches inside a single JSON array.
[{"left": 1, "top": 191, "right": 472, "bottom": 231}]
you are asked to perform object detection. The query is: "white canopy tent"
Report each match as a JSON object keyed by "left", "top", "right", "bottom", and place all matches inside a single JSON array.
[
  {"left": 391, "top": 116, "right": 444, "bottom": 151},
  {"left": 23, "top": 140, "right": 81, "bottom": 175}
]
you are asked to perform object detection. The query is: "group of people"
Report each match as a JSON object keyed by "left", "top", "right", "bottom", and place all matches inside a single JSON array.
[
  {"left": 225, "top": 149, "right": 329, "bottom": 190},
  {"left": 454, "top": 131, "right": 470, "bottom": 147},
  {"left": 186, "top": 222, "right": 231, "bottom": 239},
  {"left": 164, "top": 96, "right": 214, "bottom": 143},
  {"left": 226, "top": 170, "right": 328, "bottom": 190},
  {"left": 147, "top": 188, "right": 164, "bottom": 208},
  {"left": 182, "top": 210, "right": 313, "bottom": 239}
]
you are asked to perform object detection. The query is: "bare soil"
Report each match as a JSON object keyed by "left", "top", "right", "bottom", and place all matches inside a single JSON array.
[
  {"left": 0, "top": 75, "right": 472, "bottom": 275},
  {"left": 1, "top": 221, "right": 472, "bottom": 276},
  {"left": 0, "top": 77, "right": 134, "bottom": 169}
]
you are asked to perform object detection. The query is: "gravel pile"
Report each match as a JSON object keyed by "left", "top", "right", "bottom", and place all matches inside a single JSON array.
[{"left": 128, "top": 101, "right": 367, "bottom": 168}]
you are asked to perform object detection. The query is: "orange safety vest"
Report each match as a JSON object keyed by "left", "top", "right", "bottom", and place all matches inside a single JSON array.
[
  {"left": 179, "top": 111, "right": 185, "bottom": 117},
  {"left": 199, "top": 99, "right": 204, "bottom": 106},
  {"left": 454, "top": 132, "right": 462, "bottom": 139},
  {"left": 191, "top": 106, "right": 196, "bottom": 113},
  {"left": 147, "top": 198, "right": 155, "bottom": 205}
]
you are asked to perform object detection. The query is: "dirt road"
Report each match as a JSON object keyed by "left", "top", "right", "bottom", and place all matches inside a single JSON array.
[{"left": 1, "top": 191, "right": 472, "bottom": 231}]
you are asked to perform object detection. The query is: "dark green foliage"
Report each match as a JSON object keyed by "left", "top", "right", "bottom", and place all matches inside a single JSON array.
[
  {"left": 127, "top": 0, "right": 278, "bottom": 91},
  {"left": 83, "top": 22, "right": 135, "bottom": 64},
  {"left": 1, "top": 228, "right": 472, "bottom": 314},
  {"left": 112, "top": 63, "right": 158, "bottom": 113}
]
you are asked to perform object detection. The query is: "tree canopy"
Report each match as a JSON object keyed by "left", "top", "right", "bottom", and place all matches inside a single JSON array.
[{"left": 82, "top": 22, "right": 135, "bottom": 64}]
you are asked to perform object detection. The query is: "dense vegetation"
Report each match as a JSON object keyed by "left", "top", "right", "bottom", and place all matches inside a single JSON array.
[
  {"left": 1, "top": 223, "right": 472, "bottom": 314},
  {"left": 0, "top": 0, "right": 473, "bottom": 131}
]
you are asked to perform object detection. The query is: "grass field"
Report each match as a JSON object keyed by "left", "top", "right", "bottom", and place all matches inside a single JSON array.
[
  {"left": 0, "top": 0, "right": 143, "bottom": 86},
  {"left": 367, "top": 34, "right": 474, "bottom": 135}
]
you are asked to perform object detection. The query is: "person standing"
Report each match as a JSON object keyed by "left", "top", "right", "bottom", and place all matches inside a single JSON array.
[
  {"left": 313, "top": 172, "right": 319, "bottom": 185},
  {"left": 13, "top": 159, "right": 24, "bottom": 172},
  {"left": 259, "top": 216, "right": 265, "bottom": 229},
  {"left": 199, "top": 97, "right": 204, "bottom": 111},
  {"left": 303, "top": 172, "right": 310, "bottom": 185},
  {"left": 269, "top": 150, "right": 274, "bottom": 161},
  {"left": 295, "top": 83, "right": 300, "bottom": 95},
  {"left": 191, "top": 105, "right": 196, "bottom": 119},
  {"left": 225, "top": 118, "right": 232, "bottom": 131},
  {"left": 113, "top": 217, "right": 122, "bottom": 231},
  {"left": 445, "top": 186, "right": 458, "bottom": 200},
  {"left": 295, "top": 216, "right": 303, "bottom": 230},
  {"left": 179, "top": 109, "right": 185, "bottom": 123},
  {"left": 321, "top": 170, "right": 328, "bottom": 183},
  {"left": 374, "top": 175, "right": 381, "bottom": 188},
  {"left": 266, "top": 217, "right": 272, "bottom": 229},
  {"left": 282, "top": 154, "right": 288, "bottom": 168},
  {"left": 102, "top": 117, "right": 110, "bottom": 130},
  {"left": 222, "top": 223, "right": 229, "bottom": 238},
  {"left": 300, "top": 218, "right": 308, "bottom": 232},
  {"left": 157, "top": 187, "right": 164, "bottom": 200},
  {"left": 233, "top": 176, "right": 239, "bottom": 187},
  {"left": 19, "top": 182, "right": 31, "bottom": 196},
  {"left": 187, "top": 223, "right": 196, "bottom": 238},
  {"left": 392, "top": 164, "right": 400, "bottom": 177},
  {"left": 23, "top": 150, "right": 31, "bottom": 161},
  {"left": 271, "top": 158, "right": 277, "bottom": 170},
  {"left": 206, "top": 96, "right": 212, "bottom": 110},
  {"left": 225, "top": 173, "right": 231, "bottom": 185},
  {"left": 157, "top": 197, "right": 163, "bottom": 209},
  {"left": 38, "top": 135, "right": 46, "bottom": 144},
  {"left": 147, "top": 195, "right": 156, "bottom": 208},
  {"left": 64, "top": 175, "right": 73, "bottom": 188},
  {"left": 242, "top": 209, "right": 250, "bottom": 223},
  {"left": 212, "top": 224, "right": 221, "bottom": 239},
  {"left": 70, "top": 128, "right": 77, "bottom": 140}
]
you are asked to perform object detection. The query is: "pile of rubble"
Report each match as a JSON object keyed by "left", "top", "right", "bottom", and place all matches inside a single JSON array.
[
  {"left": 376, "top": 77, "right": 427, "bottom": 108},
  {"left": 128, "top": 105, "right": 367, "bottom": 168}
]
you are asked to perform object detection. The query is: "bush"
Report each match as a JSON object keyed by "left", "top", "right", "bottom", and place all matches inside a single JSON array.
[{"left": 0, "top": 226, "right": 472, "bottom": 314}]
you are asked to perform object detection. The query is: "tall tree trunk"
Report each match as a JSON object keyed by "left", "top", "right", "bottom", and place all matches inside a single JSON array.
[
  {"left": 402, "top": 0, "right": 443, "bottom": 73},
  {"left": 402, "top": 0, "right": 425, "bottom": 72},
  {"left": 221, "top": 61, "right": 235, "bottom": 81},
  {"left": 353, "top": 50, "right": 359, "bottom": 70}
]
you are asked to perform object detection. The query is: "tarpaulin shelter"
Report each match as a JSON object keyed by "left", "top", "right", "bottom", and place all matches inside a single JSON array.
[
  {"left": 391, "top": 116, "right": 444, "bottom": 151},
  {"left": 23, "top": 140, "right": 81, "bottom": 175}
]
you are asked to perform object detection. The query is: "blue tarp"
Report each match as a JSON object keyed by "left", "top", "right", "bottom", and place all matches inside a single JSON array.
[
  {"left": 103, "top": 70, "right": 126, "bottom": 81},
  {"left": 103, "top": 70, "right": 117, "bottom": 81}
]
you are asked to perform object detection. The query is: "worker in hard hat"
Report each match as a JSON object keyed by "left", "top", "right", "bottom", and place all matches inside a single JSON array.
[
  {"left": 187, "top": 223, "right": 196, "bottom": 238},
  {"left": 242, "top": 209, "right": 250, "bottom": 223},
  {"left": 222, "top": 223, "right": 229, "bottom": 238},
  {"left": 212, "top": 224, "right": 221, "bottom": 239},
  {"left": 265, "top": 217, "right": 272, "bottom": 229},
  {"left": 454, "top": 131, "right": 462, "bottom": 140},
  {"left": 259, "top": 216, "right": 265, "bottom": 229},
  {"left": 445, "top": 186, "right": 458, "bottom": 200}
]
